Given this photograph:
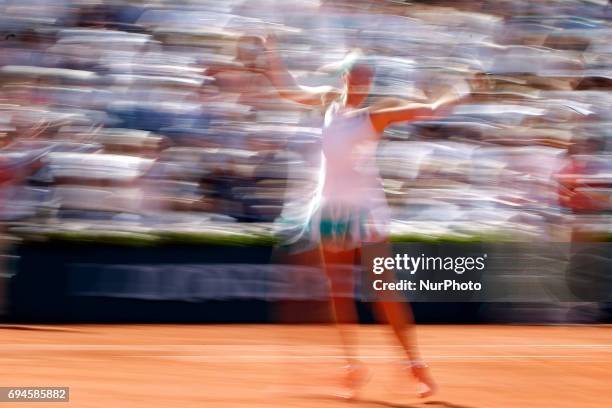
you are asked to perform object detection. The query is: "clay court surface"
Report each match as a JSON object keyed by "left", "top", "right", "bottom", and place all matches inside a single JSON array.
[{"left": 0, "top": 324, "right": 610, "bottom": 408}]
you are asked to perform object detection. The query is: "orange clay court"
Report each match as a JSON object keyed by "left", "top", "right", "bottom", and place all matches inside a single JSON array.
[{"left": 0, "top": 324, "right": 610, "bottom": 408}]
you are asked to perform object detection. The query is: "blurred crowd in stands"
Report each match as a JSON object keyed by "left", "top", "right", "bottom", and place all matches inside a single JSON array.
[{"left": 0, "top": 0, "right": 611, "bottom": 240}]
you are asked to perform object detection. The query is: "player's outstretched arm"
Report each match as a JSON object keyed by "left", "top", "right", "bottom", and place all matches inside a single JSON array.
[
  {"left": 263, "top": 34, "right": 339, "bottom": 106},
  {"left": 369, "top": 82, "right": 471, "bottom": 133}
]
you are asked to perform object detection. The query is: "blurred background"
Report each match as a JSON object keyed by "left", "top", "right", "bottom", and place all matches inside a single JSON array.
[{"left": 0, "top": 0, "right": 611, "bottom": 323}]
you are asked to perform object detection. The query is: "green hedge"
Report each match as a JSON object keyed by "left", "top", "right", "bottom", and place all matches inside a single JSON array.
[{"left": 17, "top": 230, "right": 610, "bottom": 246}]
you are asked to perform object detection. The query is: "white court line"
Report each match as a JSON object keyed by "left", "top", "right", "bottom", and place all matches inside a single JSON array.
[
  {"left": 0, "top": 356, "right": 604, "bottom": 364},
  {"left": 128, "top": 354, "right": 607, "bottom": 359},
  {"left": 0, "top": 344, "right": 611, "bottom": 351},
  {"left": 0, "top": 343, "right": 609, "bottom": 363},
  {"left": 1, "top": 344, "right": 608, "bottom": 357},
  {"left": 122, "top": 354, "right": 610, "bottom": 363}
]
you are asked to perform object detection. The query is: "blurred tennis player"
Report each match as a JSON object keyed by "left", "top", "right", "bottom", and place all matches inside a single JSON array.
[{"left": 263, "top": 34, "right": 477, "bottom": 398}]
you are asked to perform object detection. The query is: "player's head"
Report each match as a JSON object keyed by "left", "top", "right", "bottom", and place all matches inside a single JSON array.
[{"left": 340, "top": 50, "right": 375, "bottom": 107}]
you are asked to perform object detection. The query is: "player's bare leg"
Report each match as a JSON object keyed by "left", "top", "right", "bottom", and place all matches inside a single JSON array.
[
  {"left": 321, "top": 246, "right": 370, "bottom": 397},
  {"left": 367, "top": 241, "right": 437, "bottom": 398}
]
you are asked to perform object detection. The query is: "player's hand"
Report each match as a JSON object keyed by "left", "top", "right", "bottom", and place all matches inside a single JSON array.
[
  {"left": 236, "top": 35, "right": 266, "bottom": 69},
  {"left": 260, "top": 34, "right": 282, "bottom": 74}
]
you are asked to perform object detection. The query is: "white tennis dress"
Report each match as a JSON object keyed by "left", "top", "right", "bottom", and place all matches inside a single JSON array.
[{"left": 303, "top": 100, "right": 390, "bottom": 251}]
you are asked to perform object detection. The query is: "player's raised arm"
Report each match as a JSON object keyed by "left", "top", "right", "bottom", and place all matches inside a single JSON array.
[{"left": 263, "top": 35, "right": 339, "bottom": 106}]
